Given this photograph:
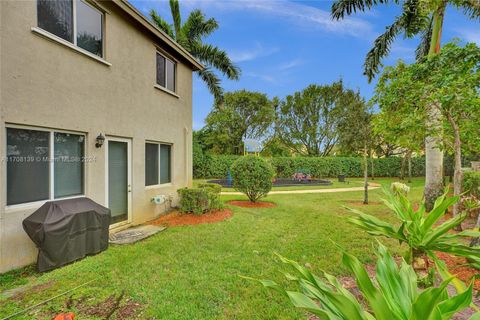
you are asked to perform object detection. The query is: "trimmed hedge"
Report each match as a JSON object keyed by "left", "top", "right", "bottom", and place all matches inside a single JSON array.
[{"left": 194, "top": 155, "right": 428, "bottom": 179}]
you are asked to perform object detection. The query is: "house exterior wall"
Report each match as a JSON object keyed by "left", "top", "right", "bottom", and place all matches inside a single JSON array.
[{"left": 0, "top": 0, "right": 194, "bottom": 272}]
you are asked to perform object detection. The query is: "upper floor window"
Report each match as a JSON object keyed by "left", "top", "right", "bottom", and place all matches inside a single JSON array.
[
  {"left": 156, "top": 52, "right": 176, "bottom": 92},
  {"left": 37, "top": 0, "right": 103, "bottom": 57}
]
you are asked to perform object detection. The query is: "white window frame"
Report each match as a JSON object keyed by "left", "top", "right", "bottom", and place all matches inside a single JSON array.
[
  {"left": 5, "top": 124, "right": 87, "bottom": 210},
  {"left": 155, "top": 51, "right": 177, "bottom": 95},
  {"left": 145, "top": 141, "right": 173, "bottom": 189},
  {"left": 36, "top": 0, "right": 105, "bottom": 58}
]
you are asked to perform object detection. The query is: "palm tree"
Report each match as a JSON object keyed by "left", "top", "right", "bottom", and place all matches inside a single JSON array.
[
  {"left": 149, "top": 0, "right": 240, "bottom": 103},
  {"left": 331, "top": 0, "right": 480, "bottom": 210}
]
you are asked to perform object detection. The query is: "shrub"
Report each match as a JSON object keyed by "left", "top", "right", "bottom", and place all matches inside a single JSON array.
[
  {"left": 197, "top": 182, "right": 222, "bottom": 194},
  {"left": 250, "top": 244, "right": 477, "bottom": 319},
  {"left": 177, "top": 187, "right": 223, "bottom": 215},
  {"left": 230, "top": 156, "right": 274, "bottom": 202},
  {"left": 463, "top": 171, "right": 480, "bottom": 198}
]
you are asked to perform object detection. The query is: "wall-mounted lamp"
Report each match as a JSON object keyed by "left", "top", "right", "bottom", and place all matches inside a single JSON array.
[{"left": 95, "top": 133, "right": 105, "bottom": 148}]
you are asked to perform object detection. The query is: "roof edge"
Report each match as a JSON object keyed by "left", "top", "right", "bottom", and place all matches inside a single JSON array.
[{"left": 113, "top": 0, "right": 204, "bottom": 71}]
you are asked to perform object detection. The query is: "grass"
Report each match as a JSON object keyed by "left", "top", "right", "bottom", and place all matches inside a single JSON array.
[
  {"left": 0, "top": 178, "right": 424, "bottom": 319},
  {"left": 195, "top": 176, "right": 425, "bottom": 191}
]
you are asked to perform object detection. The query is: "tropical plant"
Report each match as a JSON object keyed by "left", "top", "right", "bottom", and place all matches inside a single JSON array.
[
  {"left": 177, "top": 187, "right": 222, "bottom": 214},
  {"left": 230, "top": 156, "right": 274, "bottom": 202},
  {"left": 347, "top": 188, "right": 480, "bottom": 270},
  {"left": 149, "top": 0, "right": 240, "bottom": 102},
  {"left": 249, "top": 244, "right": 478, "bottom": 319},
  {"left": 331, "top": 0, "right": 480, "bottom": 211},
  {"left": 390, "top": 182, "right": 410, "bottom": 197}
]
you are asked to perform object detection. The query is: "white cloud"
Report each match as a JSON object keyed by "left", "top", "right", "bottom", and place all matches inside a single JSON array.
[
  {"left": 278, "top": 58, "right": 304, "bottom": 71},
  {"left": 244, "top": 71, "right": 278, "bottom": 84},
  {"left": 456, "top": 28, "right": 480, "bottom": 45},
  {"left": 180, "top": 0, "right": 374, "bottom": 38},
  {"left": 229, "top": 42, "right": 279, "bottom": 62}
]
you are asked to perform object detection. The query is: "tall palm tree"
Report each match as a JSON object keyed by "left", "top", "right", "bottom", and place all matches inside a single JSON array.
[
  {"left": 149, "top": 0, "right": 241, "bottom": 102},
  {"left": 331, "top": 0, "right": 479, "bottom": 210}
]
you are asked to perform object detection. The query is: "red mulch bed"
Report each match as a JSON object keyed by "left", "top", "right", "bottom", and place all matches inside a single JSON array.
[
  {"left": 436, "top": 252, "right": 480, "bottom": 291},
  {"left": 149, "top": 209, "right": 233, "bottom": 227},
  {"left": 226, "top": 200, "right": 276, "bottom": 208}
]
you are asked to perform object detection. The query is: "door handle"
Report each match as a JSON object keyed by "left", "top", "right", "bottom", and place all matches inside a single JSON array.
[{"left": 127, "top": 184, "right": 132, "bottom": 193}]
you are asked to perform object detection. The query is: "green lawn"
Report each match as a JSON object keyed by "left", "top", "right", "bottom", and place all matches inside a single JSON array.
[
  {"left": 195, "top": 177, "right": 425, "bottom": 191},
  {"left": 0, "top": 178, "right": 424, "bottom": 319}
]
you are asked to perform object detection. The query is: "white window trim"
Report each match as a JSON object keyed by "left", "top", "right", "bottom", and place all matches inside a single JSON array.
[
  {"left": 155, "top": 51, "right": 177, "bottom": 94},
  {"left": 5, "top": 124, "right": 87, "bottom": 211},
  {"left": 33, "top": 0, "right": 109, "bottom": 65},
  {"left": 145, "top": 141, "right": 173, "bottom": 188}
]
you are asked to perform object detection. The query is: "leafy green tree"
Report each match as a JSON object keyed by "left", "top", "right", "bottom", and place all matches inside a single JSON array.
[
  {"left": 374, "top": 43, "right": 480, "bottom": 220},
  {"left": 331, "top": 0, "right": 480, "bottom": 210},
  {"left": 336, "top": 91, "right": 372, "bottom": 204},
  {"left": 276, "top": 81, "right": 361, "bottom": 157},
  {"left": 204, "top": 90, "right": 275, "bottom": 155},
  {"left": 149, "top": 0, "right": 240, "bottom": 102}
]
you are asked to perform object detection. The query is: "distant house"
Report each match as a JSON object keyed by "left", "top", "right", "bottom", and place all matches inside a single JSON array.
[{"left": 0, "top": 0, "right": 203, "bottom": 272}]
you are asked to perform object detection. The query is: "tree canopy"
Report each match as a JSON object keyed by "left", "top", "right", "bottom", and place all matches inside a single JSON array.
[
  {"left": 276, "top": 81, "right": 366, "bottom": 156},
  {"left": 203, "top": 90, "right": 275, "bottom": 155}
]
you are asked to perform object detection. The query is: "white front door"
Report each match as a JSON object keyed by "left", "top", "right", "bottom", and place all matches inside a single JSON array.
[{"left": 105, "top": 137, "right": 132, "bottom": 226}]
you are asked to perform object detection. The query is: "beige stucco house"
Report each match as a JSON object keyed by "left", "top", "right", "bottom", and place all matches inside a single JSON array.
[{"left": 0, "top": 0, "right": 203, "bottom": 273}]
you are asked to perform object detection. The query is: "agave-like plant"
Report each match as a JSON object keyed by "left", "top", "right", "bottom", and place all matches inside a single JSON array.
[
  {"left": 347, "top": 188, "right": 480, "bottom": 268},
  {"left": 249, "top": 244, "right": 477, "bottom": 320}
]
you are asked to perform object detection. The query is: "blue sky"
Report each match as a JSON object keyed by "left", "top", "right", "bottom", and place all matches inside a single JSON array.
[{"left": 131, "top": 0, "right": 479, "bottom": 130}]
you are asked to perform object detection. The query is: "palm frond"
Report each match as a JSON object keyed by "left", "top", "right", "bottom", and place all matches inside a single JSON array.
[
  {"left": 364, "top": 17, "right": 403, "bottom": 82},
  {"left": 191, "top": 43, "right": 241, "bottom": 80},
  {"left": 169, "top": 0, "right": 182, "bottom": 38},
  {"left": 197, "top": 68, "right": 223, "bottom": 103},
  {"left": 399, "top": 0, "right": 430, "bottom": 37},
  {"left": 415, "top": 16, "right": 433, "bottom": 61},
  {"left": 149, "top": 9, "right": 175, "bottom": 39},
  {"left": 182, "top": 9, "right": 219, "bottom": 42},
  {"left": 331, "top": 0, "right": 392, "bottom": 20},
  {"left": 457, "top": 0, "right": 480, "bottom": 20}
]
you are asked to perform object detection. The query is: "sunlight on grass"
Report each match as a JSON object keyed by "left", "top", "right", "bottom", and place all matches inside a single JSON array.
[{"left": 0, "top": 178, "right": 424, "bottom": 319}]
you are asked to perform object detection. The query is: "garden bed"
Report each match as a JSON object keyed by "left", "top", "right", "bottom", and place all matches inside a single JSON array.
[
  {"left": 226, "top": 200, "right": 276, "bottom": 208},
  {"left": 149, "top": 209, "right": 233, "bottom": 227}
]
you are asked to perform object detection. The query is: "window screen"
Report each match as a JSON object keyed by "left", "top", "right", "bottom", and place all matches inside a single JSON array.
[
  {"left": 160, "top": 144, "right": 171, "bottom": 184},
  {"left": 37, "top": 0, "right": 74, "bottom": 42},
  {"left": 54, "top": 132, "right": 84, "bottom": 198},
  {"left": 156, "top": 53, "right": 166, "bottom": 87},
  {"left": 6, "top": 128, "right": 50, "bottom": 205},
  {"left": 166, "top": 58, "right": 176, "bottom": 92},
  {"left": 145, "top": 143, "right": 159, "bottom": 186},
  {"left": 76, "top": 0, "right": 103, "bottom": 57}
]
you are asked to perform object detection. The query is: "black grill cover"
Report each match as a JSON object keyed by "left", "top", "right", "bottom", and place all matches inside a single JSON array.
[{"left": 23, "top": 198, "right": 111, "bottom": 272}]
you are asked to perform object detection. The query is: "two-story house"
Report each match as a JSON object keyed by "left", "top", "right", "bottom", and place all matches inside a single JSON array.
[{"left": 0, "top": 0, "right": 203, "bottom": 272}]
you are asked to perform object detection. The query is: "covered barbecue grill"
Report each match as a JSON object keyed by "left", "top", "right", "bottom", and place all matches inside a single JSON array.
[{"left": 23, "top": 198, "right": 111, "bottom": 272}]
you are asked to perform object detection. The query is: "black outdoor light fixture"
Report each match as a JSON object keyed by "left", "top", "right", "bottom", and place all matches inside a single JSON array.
[{"left": 95, "top": 133, "right": 105, "bottom": 148}]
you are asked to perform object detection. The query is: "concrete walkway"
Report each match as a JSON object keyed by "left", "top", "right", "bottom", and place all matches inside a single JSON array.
[{"left": 221, "top": 183, "right": 381, "bottom": 195}]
